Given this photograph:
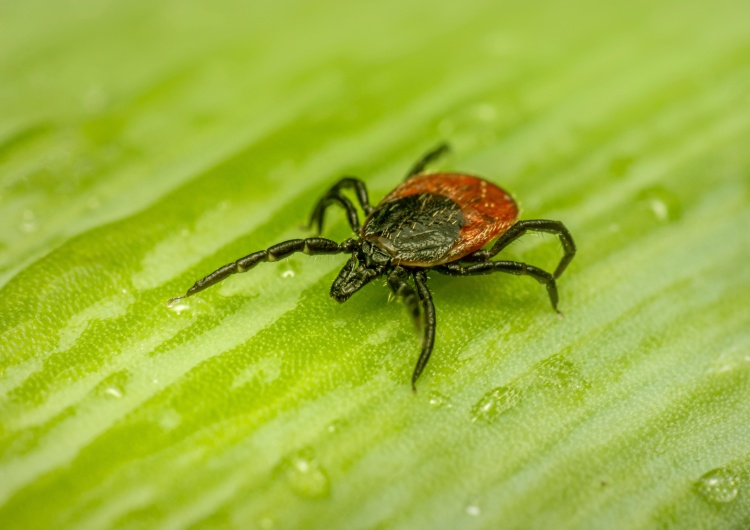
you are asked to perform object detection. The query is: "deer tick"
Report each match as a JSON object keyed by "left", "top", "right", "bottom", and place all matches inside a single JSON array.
[{"left": 169, "top": 144, "right": 576, "bottom": 390}]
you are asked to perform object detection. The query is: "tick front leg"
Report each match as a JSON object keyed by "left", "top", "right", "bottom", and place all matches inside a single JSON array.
[
  {"left": 168, "top": 237, "right": 357, "bottom": 304},
  {"left": 308, "top": 177, "right": 373, "bottom": 234},
  {"left": 411, "top": 270, "right": 436, "bottom": 391},
  {"left": 434, "top": 260, "right": 560, "bottom": 313},
  {"left": 405, "top": 143, "right": 451, "bottom": 180}
]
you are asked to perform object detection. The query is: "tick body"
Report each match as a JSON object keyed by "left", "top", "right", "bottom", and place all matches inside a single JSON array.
[
  {"left": 169, "top": 144, "right": 576, "bottom": 390},
  {"left": 363, "top": 174, "right": 518, "bottom": 267}
]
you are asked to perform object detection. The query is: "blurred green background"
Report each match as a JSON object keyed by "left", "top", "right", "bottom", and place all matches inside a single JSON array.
[{"left": 1, "top": 0, "right": 749, "bottom": 528}]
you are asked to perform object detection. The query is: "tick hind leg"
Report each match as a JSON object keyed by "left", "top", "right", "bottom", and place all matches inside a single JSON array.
[
  {"left": 168, "top": 237, "right": 358, "bottom": 304},
  {"left": 411, "top": 270, "right": 436, "bottom": 391},
  {"left": 308, "top": 177, "right": 373, "bottom": 234},
  {"left": 468, "top": 220, "right": 576, "bottom": 278},
  {"left": 434, "top": 260, "right": 560, "bottom": 314},
  {"left": 405, "top": 143, "right": 451, "bottom": 180},
  {"left": 387, "top": 267, "right": 433, "bottom": 391}
]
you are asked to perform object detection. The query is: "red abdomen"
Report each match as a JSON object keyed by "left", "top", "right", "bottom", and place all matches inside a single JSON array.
[{"left": 367, "top": 173, "right": 519, "bottom": 266}]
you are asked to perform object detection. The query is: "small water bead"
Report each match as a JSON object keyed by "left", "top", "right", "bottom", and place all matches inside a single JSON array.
[
  {"left": 637, "top": 186, "right": 682, "bottom": 224},
  {"left": 166, "top": 298, "right": 191, "bottom": 315},
  {"left": 465, "top": 500, "right": 481, "bottom": 517},
  {"left": 103, "top": 386, "right": 123, "bottom": 399},
  {"left": 428, "top": 391, "right": 451, "bottom": 409},
  {"left": 19, "top": 209, "right": 38, "bottom": 233},
  {"left": 694, "top": 467, "right": 740, "bottom": 504},
  {"left": 535, "top": 354, "right": 589, "bottom": 394},
  {"left": 280, "top": 448, "right": 331, "bottom": 499},
  {"left": 326, "top": 419, "right": 345, "bottom": 433},
  {"left": 470, "top": 385, "right": 521, "bottom": 424}
]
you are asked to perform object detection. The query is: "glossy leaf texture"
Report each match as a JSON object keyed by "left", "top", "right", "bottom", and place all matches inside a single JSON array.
[{"left": 1, "top": 0, "right": 750, "bottom": 528}]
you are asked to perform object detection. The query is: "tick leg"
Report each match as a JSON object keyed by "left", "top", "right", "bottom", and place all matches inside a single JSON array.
[
  {"left": 405, "top": 143, "right": 451, "bottom": 180},
  {"left": 481, "top": 220, "right": 577, "bottom": 278},
  {"left": 308, "top": 177, "right": 373, "bottom": 234},
  {"left": 434, "top": 260, "right": 560, "bottom": 313},
  {"left": 168, "top": 237, "right": 358, "bottom": 304},
  {"left": 387, "top": 266, "right": 421, "bottom": 331},
  {"left": 411, "top": 270, "right": 436, "bottom": 391}
]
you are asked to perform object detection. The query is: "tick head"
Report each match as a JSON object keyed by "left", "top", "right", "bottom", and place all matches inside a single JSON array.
[{"left": 329, "top": 242, "right": 390, "bottom": 303}]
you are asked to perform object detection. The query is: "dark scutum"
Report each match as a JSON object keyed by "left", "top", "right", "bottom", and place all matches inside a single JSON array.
[{"left": 363, "top": 193, "right": 464, "bottom": 264}]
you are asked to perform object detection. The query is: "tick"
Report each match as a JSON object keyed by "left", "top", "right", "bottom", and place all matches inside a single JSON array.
[{"left": 169, "top": 144, "right": 576, "bottom": 390}]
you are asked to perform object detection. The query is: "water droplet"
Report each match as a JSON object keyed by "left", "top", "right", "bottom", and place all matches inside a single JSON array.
[
  {"left": 104, "top": 386, "right": 123, "bottom": 399},
  {"left": 326, "top": 419, "right": 345, "bottom": 433},
  {"left": 19, "top": 209, "right": 38, "bottom": 233},
  {"left": 471, "top": 385, "right": 521, "bottom": 423},
  {"left": 694, "top": 468, "right": 740, "bottom": 504},
  {"left": 428, "top": 391, "right": 451, "bottom": 408},
  {"left": 637, "top": 186, "right": 682, "bottom": 223},
  {"left": 649, "top": 199, "right": 668, "bottom": 222},
  {"left": 167, "top": 298, "right": 190, "bottom": 314},
  {"left": 279, "top": 448, "right": 330, "bottom": 499},
  {"left": 465, "top": 500, "right": 481, "bottom": 516},
  {"left": 535, "top": 354, "right": 589, "bottom": 394},
  {"left": 281, "top": 269, "right": 295, "bottom": 279}
]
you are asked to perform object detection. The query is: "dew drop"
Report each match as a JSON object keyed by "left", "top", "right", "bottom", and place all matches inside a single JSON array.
[
  {"left": 19, "top": 209, "right": 38, "bottom": 233},
  {"left": 326, "top": 419, "right": 345, "bottom": 433},
  {"left": 535, "top": 354, "right": 589, "bottom": 394},
  {"left": 281, "top": 269, "right": 295, "bottom": 279},
  {"left": 649, "top": 199, "right": 669, "bottom": 222},
  {"left": 166, "top": 298, "right": 190, "bottom": 314},
  {"left": 428, "top": 391, "right": 451, "bottom": 409},
  {"left": 637, "top": 186, "right": 682, "bottom": 223},
  {"left": 103, "top": 386, "right": 123, "bottom": 399},
  {"left": 465, "top": 501, "right": 481, "bottom": 517},
  {"left": 470, "top": 385, "right": 521, "bottom": 423},
  {"left": 280, "top": 448, "right": 331, "bottom": 499},
  {"left": 694, "top": 468, "right": 740, "bottom": 504}
]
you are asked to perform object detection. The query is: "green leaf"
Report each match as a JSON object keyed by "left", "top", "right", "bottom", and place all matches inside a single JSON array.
[{"left": 2, "top": 1, "right": 749, "bottom": 528}]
